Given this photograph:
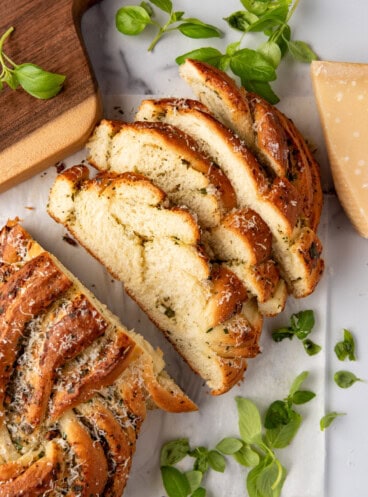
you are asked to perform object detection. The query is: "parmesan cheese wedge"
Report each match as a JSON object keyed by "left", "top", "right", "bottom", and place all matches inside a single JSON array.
[{"left": 311, "top": 60, "right": 368, "bottom": 238}]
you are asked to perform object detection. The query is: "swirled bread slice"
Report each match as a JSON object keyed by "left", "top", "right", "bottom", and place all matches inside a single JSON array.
[
  {"left": 136, "top": 98, "right": 324, "bottom": 298},
  {"left": 0, "top": 220, "right": 196, "bottom": 496},
  {"left": 86, "top": 119, "right": 287, "bottom": 316},
  {"left": 48, "top": 165, "right": 263, "bottom": 395},
  {"left": 179, "top": 58, "right": 323, "bottom": 231}
]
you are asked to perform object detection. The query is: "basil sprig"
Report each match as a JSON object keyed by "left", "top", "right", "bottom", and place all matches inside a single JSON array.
[
  {"left": 272, "top": 309, "right": 322, "bottom": 356},
  {"left": 115, "top": 0, "right": 221, "bottom": 52},
  {"left": 0, "top": 27, "right": 65, "bottom": 99},
  {"left": 160, "top": 371, "right": 315, "bottom": 497},
  {"left": 334, "top": 329, "right": 356, "bottom": 361}
]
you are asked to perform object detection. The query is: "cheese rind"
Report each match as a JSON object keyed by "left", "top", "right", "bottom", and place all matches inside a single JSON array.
[{"left": 311, "top": 60, "right": 368, "bottom": 238}]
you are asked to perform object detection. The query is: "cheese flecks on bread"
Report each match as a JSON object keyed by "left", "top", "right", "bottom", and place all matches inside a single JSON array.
[
  {"left": 87, "top": 119, "right": 287, "bottom": 316},
  {"left": 48, "top": 166, "right": 264, "bottom": 395},
  {"left": 311, "top": 60, "right": 368, "bottom": 238},
  {"left": 136, "top": 97, "right": 324, "bottom": 298},
  {"left": 0, "top": 220, "right": 196, "bottom": 496}
]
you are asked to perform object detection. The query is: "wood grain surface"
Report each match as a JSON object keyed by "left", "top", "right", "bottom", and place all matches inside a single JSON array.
[{"left": 0, "top": 0, "right": 102, "bottom": 191}]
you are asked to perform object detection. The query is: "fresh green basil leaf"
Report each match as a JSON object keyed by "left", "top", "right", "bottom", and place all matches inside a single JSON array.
[
  {"left": 161, "top": 466, "right": 190, "bottom": 497},
  {"left": 320, "top": 412, "right": 346, "bottom": 431},
  {"left": 3, "top": 70, "right": 19, "bottom": 90},
  {"left": 190, "top": 447, "right": 209, "bottom": 473},
  {"left": 257, "top": 40, "right": 281, "bottom": 68},
  {"left": 160, "top": 438, "right": 190, "bottom": 466},
  {"left": 334, "top": 370, "right": 363, "bottom": 389},
  {"left": 230, "top": 48, "right": 277, "bottom": 82},
  {"left": 303, "top": 339, "right": 322, "bottom": 356},
  {"left": 216, "top": 437, "right": 243, "bottom": 455},
  {"left": 288, "top": 371, "right": 309, "bottom": 397},
  {"left": 271, "top": 327, "right": 294, "bottom": 342},
  {"left": 140, "top": 1, "right": 154, "bottom": 16},
  {"left": 287, "top": 40, "right": 318, "bottom": 63},
  {"left": 178, "top": 22, "right": 221, "bottom": 39},
  {"left": 292, "top": 390, "right": 316, "bottom": 405},
  {"left": 115, "top": 6, "right": 152, "bottom": 36},
  {"left": 184, "top": 470, "right": 202, "bottom": 493},
  {"left": 172, "top": 10, "right": 185, "bottom": 22},
  {"left": 240, "top": 0, "right": 270, "bottom": 15},
  {"left": 226, "top": 41, "right": 241, "bottom": 56},
  {"left": 192, "top": 488, "right": 206, "bottom": 497},
  {"left": 264, "top": 400, "right": 290, "bottom": 429},
  {"left": 236, "top": 396, "right": 263, "bottom": 444},
  {"left": 149, "top": 0, "right": 172, "bottom": 14},
  {"left": 256, "top": 459, "right": 282, "bottom": 497},
  {"left": 266, "top": 410, "right": 302, "bottom": 449},
  {"left": 176, "top": 47, "right": 223, "bottom": 67},
  {"left": 247, "top": 5, "right": 289, "bottom": 33},
  {"left": 208, "top": 450, "right": 226, "bottom": 472},
  {"left": 14, "top": 64, "right": 65, "bottom": 99},
  {"left": 247, "top": 456, "right": 279, "bottom": 497},
  {"left": 243, "top": 79, "right": 280, "bottom": 104},
  {"left": 278, "top": 24, "right": 291, "bottom": 57},
  {"left": 334, "top": 329, "right": 356, "bottom": 361},
  {"left": 290, "top": 310, "right": 315, "bottom": 337},
  {"left": 224, "top": 11, "right": 259, "bottom": 32},
  {"left": 233, "top": 443, "right": 260, "bottom": 467}
]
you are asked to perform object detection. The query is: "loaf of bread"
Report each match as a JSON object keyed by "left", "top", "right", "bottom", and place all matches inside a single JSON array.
[
  {"left": 136, "top": 96, "right": 324, "bottom": 298},
  {"left": 0, "top": 220, "right": 196, "bottom": 497},
  {"left": 48, "top": 166, "right": 263, "bottom": 395},
  {"left": 86, "top": 119, "right": 288, "bottom": 317}
]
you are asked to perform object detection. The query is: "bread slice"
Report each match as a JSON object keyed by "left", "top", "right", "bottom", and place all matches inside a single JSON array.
[
  {"left": 48, "top": 165, "right": 264, "bottom": 395},
  {"left": 179, "top": 58, "right": 323, "bottom": 232},
  {"left": 0, "top": 220, "right": 196, "bottom": 494},
  {"left": 136, "top": 98, "right": 324, "bottom": 298},
  {"left": 87, "top": 119, "right": 287, "bottom": 316}
]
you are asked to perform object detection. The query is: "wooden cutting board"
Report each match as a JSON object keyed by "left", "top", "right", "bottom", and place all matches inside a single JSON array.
[{"left": 0, "top": 0, "right": 102, "bottom": 192}]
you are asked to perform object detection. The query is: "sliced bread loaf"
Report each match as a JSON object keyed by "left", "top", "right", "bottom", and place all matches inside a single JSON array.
[
  {"left": 48, "top": 166, "right": 263, "bottom": 395},
  {"left": 87, "top": 119, "right": 287, "bottom": 316},
  {"left": 136, "top": 98, "right": 324, "bottom": 298}
]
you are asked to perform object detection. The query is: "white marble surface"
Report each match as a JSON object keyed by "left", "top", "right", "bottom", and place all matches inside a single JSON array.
[{"left": 1, "top": 1, "right": 368, "bottom": 496}]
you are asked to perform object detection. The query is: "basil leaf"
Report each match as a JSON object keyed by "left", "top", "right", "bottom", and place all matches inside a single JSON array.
[
  {"left": 184, "top": 470, "right": 202, "bottom": 493},
  {"left": 266, "top": 410, "right": 301, "bottom": 449},
  {"left": 320, "top": 412, "right": 346, "bottom": 431},
  {"left": 176, "top": 47, "right": 223, "bottom": 67},
  {"left": 190, "top": 447, "right": 209, "bottom": 473},
  {"left": 334, "top": 370, "right": 363, "bottom": 389},
  {"left": 243, "top": 80, "right": 279, "bottom": 104},
  {"left": 208, "top": 450, "right": 226, "bottom": 472},
  {"left": 247, "top": 456, "right": 284, "bottom": 497},
  {"left": 303, "top": 339, "right": 322, "bottom": 356},
  {"left": 233, "top": 443, "right": 260, "bottom": 467},
  {"left": 224, "top": 11, "right": 259, "bottom": 32},
  {"left": 3, "top": 70, "right": 19, "bottom": 90},
  {"left": 178, "top": 22, "right": 221, "bottom": 39},
  {"left": 14, "top": 64, "right": 65, "bottom": 99},
  {"left": 264, "top": 400, "right": 290, "bottom": 429},
  {"left": 247, "top": 5, "right": 289, "bottom": 33},
  {"left": 257, "top": 40, "right": 281, "bottom": 68},
  {"left": 256, "top": 459, "right": 281, "bottom": 497},
  {"left": 287, "top": 40, "right": 318, "bottom": 63},
  {"left": 240, "top": 0, "right": 270, "bottom": 15},
  {"left": 140, "top": 1, "right": 154, "bottom": 16},
  {"left": 334, "top": 329, "right": 356, "bottom": 361},
  {"left": 161, "top": 466, "right": 190, "bottom": 497},
  {"left": 291, "top": 310, "right": 315, "bottom": 337},
  {"left": 271, "top": 327, "right": 294, "bottom": 342},
  {"left": 172, "top": 10, "right": 185, "bottom": 22},
  {"left": 115, "top": 6, "right": 152, "bottom": 36},
  {"left": 236, "top": 397, "right": 263, "bottom": 444},
  {"left": 216, "top": 437, "right": 243, "bottom": 455},
  {"left": 160, "top": 438, "right": 190, "bottom": 466},
  {"left": 149, "top": 0, "right": 172, "bottom": 13},
  {"left": 192, "top": 488, "right": 206, "bottom": 497},
  {"left": 230, "top": 48, "right": 277, "bottom": 82},
  {"left": 278, "top": 25, "right": 291, "bottom": 57},
  {"left": 288, "top": 371, "right": 309, "bottom": 397},
  {"left": 291, "top": 390, "right": 316, "bottom": 405}
]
